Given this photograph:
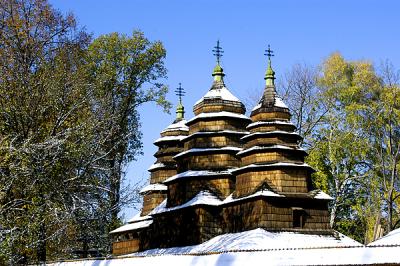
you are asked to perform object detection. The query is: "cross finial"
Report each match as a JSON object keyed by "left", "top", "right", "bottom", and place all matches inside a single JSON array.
[
  {"left": 212, "top": 40, "right": 224, "bottom": 65},
  {"left": 175, "top": 83, "right": 185, "bottom": 103},
  {"left": 264, "top": 44, "right": 274, "bottom": 61}
]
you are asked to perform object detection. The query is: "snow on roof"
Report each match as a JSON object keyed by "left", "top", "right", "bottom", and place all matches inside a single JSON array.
[
  {"left": 246, "top": 120, "right": 295, "bottom": 129},
  {"left": 164, "top": 170, "right": 232, "bottom": 183},
  {"left": 252, "top": 96, "right": 288, "bottom": 111},
  {"left": 223, "top": 190, "right": 284, "bottom": 204},
  {"left": 150, "top": 189, "right": 284, "bottom": 216},
  {"left": 187, "top": 111, "right": 250, "bottom": 124},
  {"left": 275, "top": 97, "right": 288, "bottom": 108},
  {"left": 237, "top": 145, "right": 305, "bottom": 156},
  {"left": 139, "top": 183, "right": 168, "bottom": 194},
  {"left": 127, "top": 213, "right": 153, "bottom": 223},
  {"left": 368, "top": 227, "right": 400, "bottom": 246},
  {"left": 150, "top": 191, "right": 222, "bottom": 215},
  {"left": 174, "top": 146, "right": 242, "bottom": 159},
  {"left": 132, "top": 228, "right": 361, "bottom": 257},
  {"left": 183, "top": 130, "right": 249, "bottom": 140},
  {"left": 241, "top": 131, "right": 301, "bottom": 140},
  {"left": 147, "top": 162, "right": 166, "bottom": 171},
  {"left": 109, "top": 219, "right": 153, "bottom": 234},
  {"left": 50, "top": 246, "right": 400, "bottom": 266},
  {"left": 232, "top": 162, "right": 313, "bottom": 173},
  {"left": 160, "top": 119, "right": 189, "bottom": 133},
  {"left": 194, "top": 86, "right": 241, "bottom": 105},
  {"left": 313, "top": 190, "right": 334, "bottom": 200},
  {"left": 154, "top": 135, "right": 186, "bottom": 144}
]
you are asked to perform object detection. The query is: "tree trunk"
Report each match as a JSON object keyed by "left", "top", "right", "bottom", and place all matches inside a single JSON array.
[
  {"left": 109, "top": 158, "right": 121, "bottom": 223},
  {"left": 330, "top": 200, "right": 337, "bottom": 228},
  {"left": 388, "top": 191, "right": 393, "bottom": 232},
  {"left": 37, "top": 219, "right": 46, "bottom": 263}
]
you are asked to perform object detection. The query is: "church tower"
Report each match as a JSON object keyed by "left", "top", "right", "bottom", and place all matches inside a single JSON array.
[
  {"left": 142, "top": 83, "right": 189, "bottom": 215},
  {"left": 231, "top": 46, "right": 331, "bottom": 232},
  {"left": 110, "top": 85, "right": 189, "bottom": 255}
]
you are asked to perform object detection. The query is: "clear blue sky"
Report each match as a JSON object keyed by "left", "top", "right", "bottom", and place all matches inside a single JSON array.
[{"left": 49, "top": 0, "right": 400, "bottom": 220}]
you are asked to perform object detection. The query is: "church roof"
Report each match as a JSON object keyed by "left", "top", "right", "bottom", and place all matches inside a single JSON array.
[
  {"left": 186, "top": 111, "right": 250, "bottom": 124},
  {"left": 149, "top": 191, "right": 222, "bottom": 215},
  {"left": 368, "top": 227, "right": 400, "bottom": 247},
  {"left": 164, "top": 169, "right": 232, "bottom": 183},
  {"left": 109, "top": 219, "right": 153, "bottom": 234},
  {"left": 153, "top": 135, "right": 186, "bottom": 144},
  {"left": 246, "top": 120, "right": 295, "bottom": 129},
  {"left": 251, "top": 96, "right": 288, "bottom": 111},
  {"left": 240, "top": 130, "right": 302, "bottom": 141},
  {"left": 193, "top": 41, "right": 245, "bottom": 115},
  {"left": 194, "top": 85, "right": 241, "bottom": 105},
  {"left": 173, "top": 146, "right": 242, "bottom": 159},
  {"left": 149, "top": 188, "right": 286, "bottom": 215},
  {"left": 131, "top": 228, "right": 362, "bottom": 256},
  {"left": 139, "top": 184, "right": 168, "bottom": 194},
  {"left": 160, "top": 119, "right": 189, "bottom": 134},
  {"left": 251, "top": 46, "right": 290, "bottom": 115},
  {"left": 236, "top": 145, "right": 306, "bottom": 156}
]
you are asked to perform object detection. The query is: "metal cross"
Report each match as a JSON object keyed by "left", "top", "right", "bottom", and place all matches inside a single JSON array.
[
  {"left": 264, "top": 44, "right": 274, "bottom": 61},
  {"left": 212, "top": 40, "right": 224, "bottom": 64},
  {"left": 175, "top": 83, "right": 185, "bottom": 103}
]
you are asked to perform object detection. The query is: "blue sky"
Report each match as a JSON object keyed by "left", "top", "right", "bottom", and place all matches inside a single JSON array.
[{"left": 49, "top": 0, "right": 400, "bottom": 220}]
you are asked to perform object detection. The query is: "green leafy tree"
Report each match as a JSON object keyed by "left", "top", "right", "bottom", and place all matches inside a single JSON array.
[
  {"left": 87, "top": 31, "right": 170, "bottom": 229},
  {"left": 309, "top": 53, "right": 400, "bottom": 242},
  {"left": 0, "top": 0, "right": 93, "bottom": 263}
]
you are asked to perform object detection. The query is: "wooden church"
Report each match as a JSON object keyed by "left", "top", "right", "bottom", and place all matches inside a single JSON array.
[{"left": 110, "top": 43, "right": 333, "bottom": 255}]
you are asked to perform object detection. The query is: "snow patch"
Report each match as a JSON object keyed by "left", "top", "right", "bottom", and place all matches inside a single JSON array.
[
  {"left": 314, "top": 190, "right": 334, "bottom": 200},
  {"left": 275, "top": 97, "right": 288, "bottom": 108},
  {"left": 232, "top": 162, "right": 313, "bottom": 173},
  {"left": 246, "top": 120, "right": 295, "bottom": 129},
  {"left": 241, "top": 131, "right": 301, "bottom": 140},
  {"left": 50, "top": 246, "right": 400, "bottom": 266},
  {"left": 164, "top": 170, "right": 232, "bottom": 183},
  {"left": 251, "top": 96, "right": 288, "bottom": 111},
  {"left": 183, "top": 130, "right": 249, "bottom": 139},
  {"left": 161, "top": 120, "right": 189, "bottom": 133},
  {"left": 132, "top": 228, "right": 362, "bottom": 256},
  {"left": 150, "top": 191, "right": 222, "bottom": 215},
  {"left": 368, "top": 227, "right": 400, "bottom": 246},
  {"left": 223, "top": 190, "right": 284, "bottom": 204},
  {"left": 147, "top": 162, "right": 166, "bottom": 171},
  {"left": 150, "top": 189, "right": 284, "bottom": 216},
  {"left": 174, "top": 146, "right": 242, "bottom": 159},
  {"left": 109, "top": 219, "right": 153, "bottom": 234},
  {"left": 126, "top": 213, "right": 152, "bottom": 224},
  {"left": 139, "top": 184, "right": 168, "bottom": 194},
  {"left": 237, "top": 145, "right": 305, "bottom": 156},
  {"left": 187, "top": 111, "right": 250, "bottom": 124},
  {"left": 195, "top": 86, "right": 241, "bottom": 105},
  {"left": 154, "top": 135, "right": 186, "bottom": 144}
]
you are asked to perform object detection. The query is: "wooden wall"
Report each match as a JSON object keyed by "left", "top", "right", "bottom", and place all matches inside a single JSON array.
[
  {"left": 235, "top": 169, "right": 311, "bottom": 197},
  {"left": 141, "top": 192, "right": 167, "bottom": 216},
  {"left": 112, "top": 239, "right": 140, "bottom": 255},
  {"left": 167, "top": 177, "right": 235, "bottom": 207}
]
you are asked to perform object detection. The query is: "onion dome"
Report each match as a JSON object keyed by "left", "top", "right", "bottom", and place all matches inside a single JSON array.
[
  {"left": 251, "top": 46, "right": 290, "bottom": 122},
  {"left": 193, "top": 41, "right": 246, "bottom": 116}
]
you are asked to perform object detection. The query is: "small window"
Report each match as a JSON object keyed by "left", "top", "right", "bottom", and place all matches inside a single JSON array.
[{"left": 293, "top": 209, "right": 304, "bottom": 228}]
